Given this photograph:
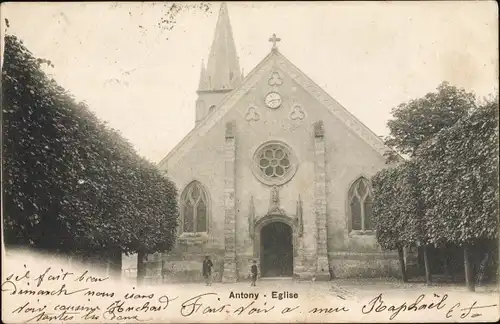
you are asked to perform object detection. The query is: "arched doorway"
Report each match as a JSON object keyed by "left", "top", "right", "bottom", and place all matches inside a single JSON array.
[{"left": 260, "top": 221, "right": 293, "bottom": 277}]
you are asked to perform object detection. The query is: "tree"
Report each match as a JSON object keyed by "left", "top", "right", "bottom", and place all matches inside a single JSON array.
[
  {"left": 417, "top": 96, "right": 499, "bottom": 291},
  {"left": 2, "top": 35, "right": 179, "bottom": 272},
  {"left": 375, "top": 81, "right": 489, "bottom": 287},
  {"left": 372, "top": 160, "right": 425, "bottom": 283},
  {"left": 385, "top": 82, "right": 476, "bottom": 158}
]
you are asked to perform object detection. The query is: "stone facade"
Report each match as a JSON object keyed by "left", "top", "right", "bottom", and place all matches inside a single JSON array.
[
  {"left": 149, "top": 58, "right": 402, "bottom": 281},
  {"left": 146, "top": 3, "right": 402, "bottom": 283},
  {"left": 223, "top": 121, "right": 237, "bottom": 282},
  {"left": 314, "top": 121, "right": 329, "bottom": 280}
]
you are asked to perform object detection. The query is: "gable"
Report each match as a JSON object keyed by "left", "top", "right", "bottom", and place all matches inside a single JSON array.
[{"left": 158, "top": 50, "right": 391, "bottom": 170}]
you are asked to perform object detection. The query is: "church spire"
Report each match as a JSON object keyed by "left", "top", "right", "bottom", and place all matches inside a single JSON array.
[
  {"left": 198, "top": 59, "right": 208, "bottom": 90},
  {"left": 204, "top": 2, "right": 241, "bottom": 91}
]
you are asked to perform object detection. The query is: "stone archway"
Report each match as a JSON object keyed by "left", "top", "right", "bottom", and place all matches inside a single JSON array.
[
  {"left": 260, "top": 221, "right": 293, "bottom": 277},
  {"left": 254, "top": 214, "right": 296, "bottom": 278}
]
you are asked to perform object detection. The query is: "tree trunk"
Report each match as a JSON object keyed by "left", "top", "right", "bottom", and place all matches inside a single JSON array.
[
  {"left": 464, "top": 245, "right": 475, "bottom": 292},
  {"left": 161, "top": 260, "right": 166, "bottom": 284},
  {"left": 114, "top": 251, "right": 123, "bottom": 279},
  {"left": 442, "top": 245, "right": 455, "bottom": 283},
  {"left": 398, "top": 246, "right": 408, "bottom": 282},
  {"left": 137, "top": 251, "right": 146, "bottom": 286},
  {"left": 447, "top": 254, "right": 455, "bottom": 283},
  {"left": 423, "top": 245, "right": 432, "bottom": 286},
  {"left": 476, "top": 247, "right": 490, "bottom": 286}
]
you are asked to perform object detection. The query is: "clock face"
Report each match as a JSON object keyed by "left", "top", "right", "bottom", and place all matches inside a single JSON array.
[{"left": 265, "top": 92, "right": 282, "bottom": 109}]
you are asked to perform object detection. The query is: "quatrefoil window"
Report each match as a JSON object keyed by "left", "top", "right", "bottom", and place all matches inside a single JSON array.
[{"left": 252, "top": 141, "right": 298, "bottom": 186}]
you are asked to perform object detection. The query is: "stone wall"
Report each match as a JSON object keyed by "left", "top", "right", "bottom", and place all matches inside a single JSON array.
[
  {"left": 144, "top": 253, "right": 225, "bottom": 284},
  {"left": 145, "top": 252, "right": 401, "bottom": 282},
  {"left": 329, "top": 252, "right": 401, "bottom": 278}
]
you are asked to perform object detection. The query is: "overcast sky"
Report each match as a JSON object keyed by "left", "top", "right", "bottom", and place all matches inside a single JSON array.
[{"left": 2, "top": 1, "right": 498, "bottom": 163}]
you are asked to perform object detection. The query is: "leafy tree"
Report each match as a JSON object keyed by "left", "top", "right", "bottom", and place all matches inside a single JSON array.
[
  {"left": 2, "top": 35, "right": 178, "bottom": 272},
  {"left": 417, "top": 96, "right": 499, "bottom": 290},
  {"left": 375, "top": 81, "right": 495, "bottom": 287},
  {"left": 418, "top": 97, "right": 498, "bottom": 245},
  {"left": 372, "top": 160, "right": 425, "bottom": 282},
  {"left": 385, "top": 82, "right": 476, "bottom": 158}
]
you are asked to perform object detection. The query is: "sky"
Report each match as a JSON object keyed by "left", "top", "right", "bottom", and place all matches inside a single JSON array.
[{"left": 2, "top": 1, "right": 498, "bottom": 163}]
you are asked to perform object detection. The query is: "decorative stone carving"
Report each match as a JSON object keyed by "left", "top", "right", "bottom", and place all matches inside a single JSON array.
[
  {"left": 225, "top": 120, "right": 236, "bottom": 138},
  {"left": 314, "top": 120, "right": 324, "bottom": 138},
  {"left": 290, "top": 104, "right": 306, "bottom": 120},
  {"left": 268, "top": 185, "right": 285, "bottom": 215},
  {"left": 248, "top": 196, "right": 255, "bottom": 240},
  {"left": 270, "top": 185, "right": 279, "bottom": 210},
  {"left": 245, "top": 106, "right": 261, "bottom": 123},
  {"left": 268, "top": 71, "right": 283, "bottom": 87}
]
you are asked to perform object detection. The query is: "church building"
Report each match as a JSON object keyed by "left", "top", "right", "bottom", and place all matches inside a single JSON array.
[{"left": 150, "top": 3, "right": 402, "bottom": 282}]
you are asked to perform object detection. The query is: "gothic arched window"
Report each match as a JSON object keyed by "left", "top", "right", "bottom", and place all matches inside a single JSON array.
[
  {"left": 180, "top": 181, "right": 209, "bottom": 233},
  {"left": 349, "top": 177, "right": 373, "bottom": 231}
]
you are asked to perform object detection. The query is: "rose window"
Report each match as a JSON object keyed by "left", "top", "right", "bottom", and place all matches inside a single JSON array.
[{"left": 252, "top": 141, "right": 298, "bottom": 185}]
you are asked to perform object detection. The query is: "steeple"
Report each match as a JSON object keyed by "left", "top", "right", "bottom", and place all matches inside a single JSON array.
[
  {"left": 195, "top": 2, "right": 242, "bottom": 125},
  {"left": 199, "top": 2, "right": 242, "bottom": 92},
  {"left": 198, "top": 59, "right": 208, "bottom": 90}
]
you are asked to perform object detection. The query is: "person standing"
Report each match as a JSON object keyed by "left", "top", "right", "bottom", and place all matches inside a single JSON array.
[
  {"left": 251, "top": 260, "right": 258, "bottom": 286},
  {"left": 202, "top": 256, "right": 213, "bottom": 286}
]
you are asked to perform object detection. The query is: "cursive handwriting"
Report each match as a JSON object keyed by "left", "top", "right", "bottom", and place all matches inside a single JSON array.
[
  {"left": 74, "top": 270, "right": 108, "bottom": 283},
  {"left": 3, "top": 265, "right": 498, "bottom": 323},
  {"left": 180, "top": 293, "right": 277, "bottom": 317},
  {"left": 2, "top": 281, "right": 88, "bottom": 297},
  {"left": 446, "top": 301, "right": 498, "bottom": 319},
  {"left": 232, "top": 300, "right": 275, "bottom": 315},
  {"left": 3, "top": 266, "right": 107, "bottom": 289},
  {"left": 11, "top": 302, "right": 47, "bottom": 314},
  {"left": 362, "top": 293, "right": 447, "bottom": 320},
  {"left": 34, "top": 268, "right": 74, "bottom": 288},
  {"left": 25, "top": 310, "right": 79, "bottom": 323},
  {"left": 309, "top": 305, "right": 350, "bottom": 314},
  {"left": 180, "top": 293, "right": 230, "bottom": 316},
  {"left": 101, "top": 295, "right": 178, "bottom": 321}
]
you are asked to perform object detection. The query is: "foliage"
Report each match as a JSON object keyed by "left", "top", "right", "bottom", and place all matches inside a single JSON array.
[
  {"left": 417, "top": 97, "right": 499, "bottom": 245},
  {"left": 375, "top": 81, "right": 497, "bottom": 250},
  {"left": 385, "top": 82, "right": 477, "bottom": 158},
  {"left": 2, "top": 35, "right": 178, "bottom": 256},
  {"left": 372, "top": 160, "right": 425, "bottom": 250},
  {"left": 372, "top": 167, "right": 400, "bottom": 250}
]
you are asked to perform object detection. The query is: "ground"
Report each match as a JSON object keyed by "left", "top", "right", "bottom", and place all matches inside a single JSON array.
[
  {"left": 3, "top": 251, "right": 498, "bottom": 323},
  {"left": 130, "top": 278, "right": 499, "bottom": 322}
]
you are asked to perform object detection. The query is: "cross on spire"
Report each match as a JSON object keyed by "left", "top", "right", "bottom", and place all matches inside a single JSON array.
[{"left": 269, "top": 33, "right": 281, "bottom": 50}]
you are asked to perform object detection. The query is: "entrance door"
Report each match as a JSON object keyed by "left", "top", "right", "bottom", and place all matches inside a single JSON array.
[{"left": 260, "top": 222, "right": 293, "bottom": 277}]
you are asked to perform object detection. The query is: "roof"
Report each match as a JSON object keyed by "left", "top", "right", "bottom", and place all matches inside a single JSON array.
[
  {"left": 199, "top": 2, "right": 242, "bottom": 91},
  {"left": 158, "top": 49, "right": 392, "bottom": 170}
]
